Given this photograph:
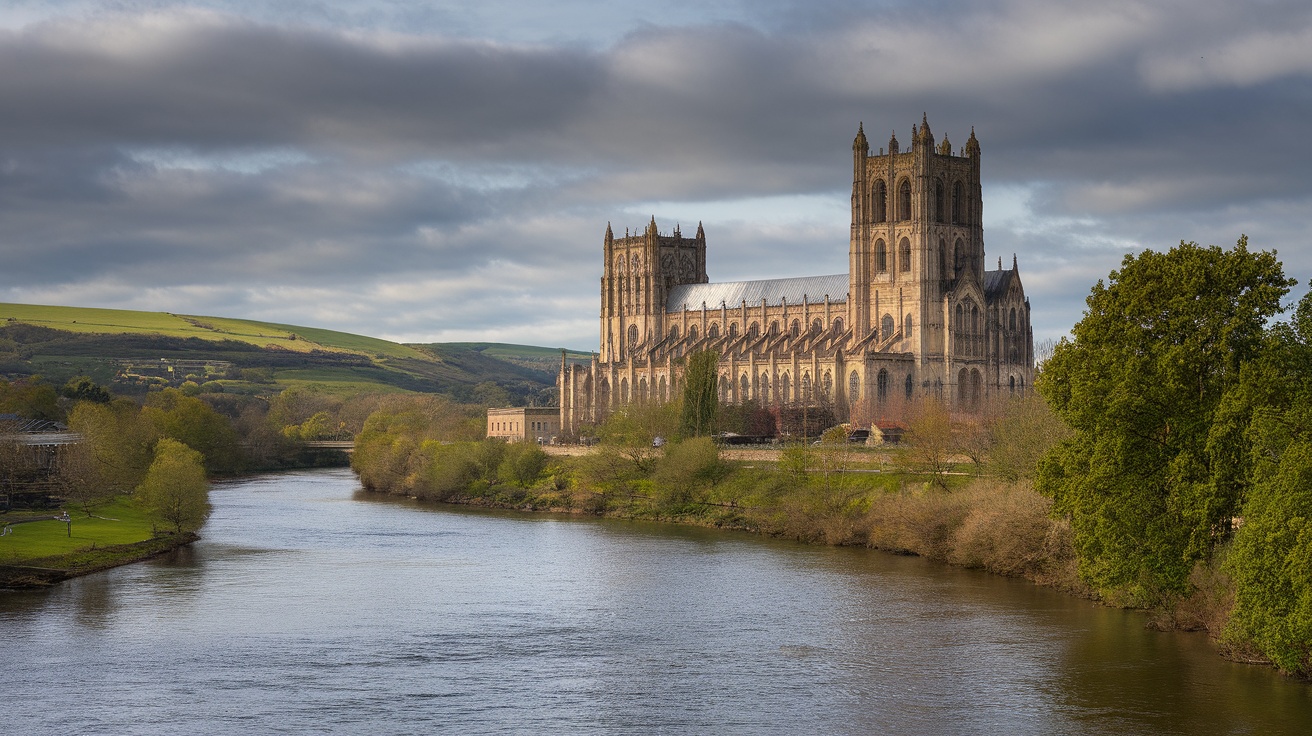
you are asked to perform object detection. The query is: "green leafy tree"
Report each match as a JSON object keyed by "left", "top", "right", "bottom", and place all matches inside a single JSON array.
[
  {"left": 499, "top": 442, "right": 549, "bottom": 488},
  {"left": 0, "top": 377, "right": 62, "bottom": 421},
  {"left": 137, "top": 438, "right": 211, "bottom": 533},
  {"left": 680, "top": 351, "right": 719, "bottom": 437},
  {"left": 1222, "top": 291, "right": 1312, "bottom": 676},
  {"left": 651, "top": 437, "right": 729, "bottom": 506},
  {"left": 1038, "top": 237, "right": 1291, "bottom": 603},
  {"left": 61, "top": 376, "right": 111, "bottom": 404},
  {"left": 143, "top": 389, "right": 245, "bottom": 473},
  {"left": 67, "top": 399, "right": 158, "bottom": 493}
]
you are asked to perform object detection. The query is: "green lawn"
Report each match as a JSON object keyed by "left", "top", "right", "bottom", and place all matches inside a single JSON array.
[{"left": 0, "top": 496, "right": 158, "bottom": 563}]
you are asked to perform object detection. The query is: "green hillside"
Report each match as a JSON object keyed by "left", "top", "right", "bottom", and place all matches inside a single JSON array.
[{"left": 0, "top": 303, "right": 578, "bottom": 404}]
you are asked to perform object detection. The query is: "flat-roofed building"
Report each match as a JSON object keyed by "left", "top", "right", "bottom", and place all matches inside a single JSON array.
[{"left": 487, "top": 407, "right": 561, "bottom": 443}]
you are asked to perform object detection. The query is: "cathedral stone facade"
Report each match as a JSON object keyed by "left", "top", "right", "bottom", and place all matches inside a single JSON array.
[{"left": 559, "top": 117, "right": 1034, "bottom": 435}]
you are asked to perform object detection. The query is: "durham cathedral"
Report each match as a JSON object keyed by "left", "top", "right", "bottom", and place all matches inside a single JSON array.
[{"left": 558, "top": 116, "right": 1035, "bottom": 435}]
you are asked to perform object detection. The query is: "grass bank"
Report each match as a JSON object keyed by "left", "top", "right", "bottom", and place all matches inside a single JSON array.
[
  {"left": 0, "top": 496, "right": 196, "bottom": 588},
  {"left": 354, "top": 437, "right": 1088, "bottom": 596}
]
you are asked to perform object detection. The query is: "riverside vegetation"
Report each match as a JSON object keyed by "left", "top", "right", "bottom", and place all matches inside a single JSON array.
[
  {"left": 354, "top": 238, "right": 1312, "bottom": 681},
  {"left": 1, "top": 377, "right": 485, "bottom": 583}
]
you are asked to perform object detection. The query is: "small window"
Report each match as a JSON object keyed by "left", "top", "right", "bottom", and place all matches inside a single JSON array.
[
  {"left": 898, "top": 179, "right": 912, "bottom": 221},
  {"left": 872, "top": 180, "right": 887, "bottom": 223},
  {"left": 875, "top": 240, "right": 888, "bottom": 273},
  {"left": 899, "top": 238, "right": 911, "bottom": 272}
]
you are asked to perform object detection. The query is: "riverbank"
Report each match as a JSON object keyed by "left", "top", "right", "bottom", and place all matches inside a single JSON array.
[
  {"left": 0, "top": 531, "right": 198, "bottom": 588},
  {"left": 356, "top": 439, "right": 1091, "bottom": 598}
]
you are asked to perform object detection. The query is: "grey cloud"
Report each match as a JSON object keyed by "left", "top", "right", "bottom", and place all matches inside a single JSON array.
[{"left": 2, "top": 2, "right": 1311, "bottom": 348}]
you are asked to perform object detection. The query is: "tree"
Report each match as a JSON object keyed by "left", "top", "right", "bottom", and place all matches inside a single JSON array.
[
  {"left": 1037, "top": 237, "right": 1292, "bottom": 603},
  {"left": 680, "top": 351, "right": 719, "bottom": 437},
  {"left": 1222, "top": 291, "right": 1312, "bottom": 676},
  {"left": 68, "top": 399, "right": 158, "bottom": 493},
  {"left": 905, "top": 399, "right": 956, "bottom": 489},
  {"left": 499, "top": 442, "right": 549, "bottom": 488},
  {"left": 143, "top": 388, "right": 245, "bottom": 473},
  {"left": 137, "top": 438, "right": 211, "bottom": 533}
]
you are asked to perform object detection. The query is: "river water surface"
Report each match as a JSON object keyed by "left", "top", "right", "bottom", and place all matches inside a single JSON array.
[{"left": 3, "top": 469, "right": 1310, "bottom": 734}]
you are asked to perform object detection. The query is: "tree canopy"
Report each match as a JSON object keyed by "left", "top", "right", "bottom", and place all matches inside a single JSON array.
[{"left": 1038, "top": 237, "right": 1293, "bottom": 603}]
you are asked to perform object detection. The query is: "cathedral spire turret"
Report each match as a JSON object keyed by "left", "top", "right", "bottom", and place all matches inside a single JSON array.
[
  {"left": 605, "top": 222, "right": 613, "bottom": 243},
  {"left": 966, "top": 127, "right": 980, "bottom": 158},
  {"left": 853, "top": 122, "right": 868, "bottom": 154}
]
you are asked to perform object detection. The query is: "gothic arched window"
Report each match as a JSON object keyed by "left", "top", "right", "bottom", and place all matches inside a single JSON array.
[
  {"left": 740, "top": 374, "right": 749, "bottom": 403},
  {"left": 899, "top": 238, "right": 911, "bottom": 272},
  {"left": 877, "top": 369, "right": 889, "bottom": 403},
  {"left": 898, "top": 179, "right": 912, "bottom": 221},
  {"left": 905, "top": 373, "right": 914, "bottom": 400},
  {"left": 934, "top": 179, "right": 945, "bottom": 223},
  {"left": 952, "top": 181, "right": 965, "bottom": 224},
  {"left": 707, "top": 323, "right": 720, "bottom": 338},
  {"left": 1009, "top": 308, "right": 1017, "bottom": 331},
  {"left": 904, "top": 313, "right": 913, "bottom": 339},
  {"left": 872, "top": 180, "right": 887, "bottom": 223},
  {"left": 627, "top": 324, "right": 638, "bottom": 348},
  {"left": 760, "top": 373, "right": 771, "bottom": 402},
  {"left": 688, "top": 324, "right": 699, "bottom": 341},
  {"left": 811, "top": 319, "right": 823, "bottom": 334},
  {"left": 782, "top": 373, "right": 791, "bottom": 404},
  {"left": 954, "top": 238, "right": 965, "bottom": 276},
  {"left": 875, "top": 239, "right": 888, "bottom": 273},
  {"left": 849, "top": 370, "right": 860, "bottom": 402},
  {"left": 832, "top": 317, "right": 844, "bottom": 335},
  {"left": 881, "top": 313, "right": 895, "bottom": 338},
  {"left": 718, "top": 375, "right": 729, "bottom": 403},
  {"left": 790, "top": 320, "right": 800, "bottom": 337},
  {"left": 728, "top": 322, "right": 738, "bottom": 339}
]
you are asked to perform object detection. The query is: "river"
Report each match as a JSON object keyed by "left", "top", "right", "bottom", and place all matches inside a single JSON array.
[{"left": 2, "top": 469, "right": 1309, "bottom": 734}]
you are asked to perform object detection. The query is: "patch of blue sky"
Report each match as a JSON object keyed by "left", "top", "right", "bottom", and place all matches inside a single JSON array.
[{"left": 123, "top": 146, "right": 316, "bottom": 174}]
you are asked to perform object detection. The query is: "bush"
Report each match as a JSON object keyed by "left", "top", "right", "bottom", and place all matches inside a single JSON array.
[{"left": 651, "top": 437, "right": 728, "bottom": 507}]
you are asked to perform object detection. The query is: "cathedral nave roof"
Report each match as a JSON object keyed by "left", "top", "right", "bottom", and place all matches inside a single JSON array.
[{"left": 665, "top": 274, "right": 849, "bottom": 313}]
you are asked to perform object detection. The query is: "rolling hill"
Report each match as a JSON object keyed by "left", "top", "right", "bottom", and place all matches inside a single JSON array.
[{"left": 0, "top": 303, "right": 588, "bottom": 403}]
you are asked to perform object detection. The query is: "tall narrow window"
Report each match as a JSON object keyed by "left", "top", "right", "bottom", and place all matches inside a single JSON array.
[
  {"left": 904, "top": 313, "right": 913, "bottom": 339},
  {"left": 881, "top": 314, "right": 895, "bottom": 338},
  {"left": 905, "top": 373, "right": 914, "bottom": 400},
  {"left": 877, "top": 369, "right": 889, "bottom": 403},
  {"left": 875, "top": 240, "right": 888, "bottom": 273},
  {"left": 898, "top": 179, "right": 912, "bottom": 221},
  {"left": 934, "top": 180, "right": 945, "bottom": 222},
  {"left": 899, "top": 238, "right": 911, "bottom": 272},
  {"left": 849, "top": 371, "right": 861, "bottom": 402},
  {"left": 872, "top": 180, "right": 887, "bottom": 223},
  {"left": 952, "top": 181, "right": 964, "bottom": 224}
]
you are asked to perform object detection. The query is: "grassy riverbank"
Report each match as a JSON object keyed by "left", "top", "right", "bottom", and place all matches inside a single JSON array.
[
  {"left": 353, "top": 429, "right": 1088, "bottom": 597},
  {"left": 0, "top": 495, "right": 196, "bottom": 588}
]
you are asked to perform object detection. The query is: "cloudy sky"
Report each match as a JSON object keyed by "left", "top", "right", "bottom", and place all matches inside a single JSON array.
[{"left": 1, "top": 0, "right": 1309, "bottom": 349}]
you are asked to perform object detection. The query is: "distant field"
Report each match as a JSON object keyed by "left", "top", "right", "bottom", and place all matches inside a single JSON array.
[
  {"left": 0, "top": 302, "right": 427, "bottom": 358},
  {"left": 1, "top": 302, "right": 570, "bottom": 401}
]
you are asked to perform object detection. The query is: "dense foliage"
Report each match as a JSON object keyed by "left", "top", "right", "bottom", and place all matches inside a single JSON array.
[
  {"left": 1038, "top": 238, "right": 1292, "bottom": 604},
  {"left": 1038, "top": 236, "right": 1312, "bottom": 677}
]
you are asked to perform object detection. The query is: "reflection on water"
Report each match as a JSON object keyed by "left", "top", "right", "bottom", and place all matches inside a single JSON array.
[{"left": 2, "top": 468, "right": 1309, "bottom": 735}]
